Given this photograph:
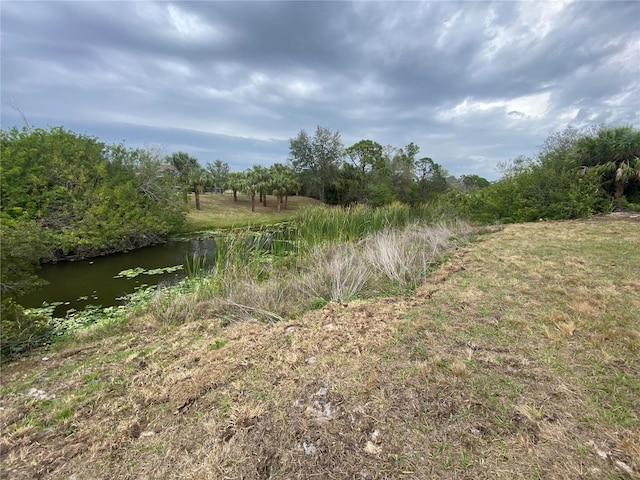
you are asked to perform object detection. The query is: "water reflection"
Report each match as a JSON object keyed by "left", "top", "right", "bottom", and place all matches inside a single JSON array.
[{"left": 18, "top": 238, "right": 217, "bottom": 317}]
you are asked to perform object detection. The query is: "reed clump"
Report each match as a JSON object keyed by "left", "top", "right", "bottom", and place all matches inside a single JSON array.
[
  {"left": 151, "top": 221, "right": 468, "bottom": 324},
  {"left": 143, "top": 204, "right": 469, "bottom": 325}
]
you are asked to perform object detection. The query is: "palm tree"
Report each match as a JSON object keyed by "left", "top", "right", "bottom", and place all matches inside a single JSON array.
[
  {"left": 227, "top": 171, "right": 245, "bottom": 202},
  {"left": 188, "top": 167, "right": 208, "bottom": 210},
  {"left": 574, "top": 126, "right": 640, "bottom": 210},
  {"left": 270, "top": 164, "right": 300, "bottom": 212},
  {"left": 168, "top": 152, "right": 206, "bottom": 210},
  {"left": 244, "top": 165, "right": 270, "bottom": 212}
]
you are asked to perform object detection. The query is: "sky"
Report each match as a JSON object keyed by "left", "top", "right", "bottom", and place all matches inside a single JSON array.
[{"left": 2, "top": 1, "right": 639, "bottom": 180}]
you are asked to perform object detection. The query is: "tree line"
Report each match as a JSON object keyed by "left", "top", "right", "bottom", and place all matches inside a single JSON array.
[
  {"left": 287, "top": 126, "right": 488, "bottom": 206},
  {"left": 274, "top": 124, "right": 638, "bottom": 220},
  {"left": 2, "top": 123, "right": 638, "bottom": 297},
  {"left": 171, "top": 125, "right": 485, "bottom": 213}
]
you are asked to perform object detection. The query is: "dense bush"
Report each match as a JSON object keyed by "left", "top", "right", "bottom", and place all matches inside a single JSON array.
[
  {"left": 444, "top": 126, "right": 638, "bottom": 224},
  {"left": 0, "top": 298, "right": 51, "bottom": 359},
  {"left": 1, "top": 126, "right": 187, "bottom": 261}
]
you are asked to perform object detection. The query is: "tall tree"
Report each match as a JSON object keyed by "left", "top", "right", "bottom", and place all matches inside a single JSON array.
[
  {"left": 344, "top": 139, "right": 384, "bottom": 204},
  {"left": 415, "top": 157, "right": 449, "bottom": 200},
  {"left": 460, "top": 174, "right": 491, "bottom": 193},
  {"left": 288, "top": 126, "right": 343, "bottom": 202},
  {"left": 189, "top": 168, "right": 208, "bottom": 210},
  {"left": 388, "top": 143, "right": 419, "bottom": 204},
  {"left": 206, "top": 159, "right": 230, "bottom": 194},
  {"left": 345, "top": 139, "right": 383, "bottom": 175}
]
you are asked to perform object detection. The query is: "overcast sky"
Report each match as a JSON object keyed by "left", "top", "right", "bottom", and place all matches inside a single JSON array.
[{"left": 2, "top": 1, "right": 639, "bottom": 180}]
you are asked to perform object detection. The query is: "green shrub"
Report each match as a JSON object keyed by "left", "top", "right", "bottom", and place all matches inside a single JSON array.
[{"left": 1, "top": 299, "right": 52, "bottom": 359}]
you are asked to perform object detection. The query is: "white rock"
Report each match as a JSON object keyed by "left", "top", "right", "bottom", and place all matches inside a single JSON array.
[
  {"left": 301, "top": 442, "right": 317, "bottom": 455},
  {"left": 26, "top": 388, "right": 55, "bottom": 400},
  {"left": 315, "top": 385, "right": 328, "bottom": 397},
  {"left": 364, "top": 441, "right": 382, "bottom": 455}
]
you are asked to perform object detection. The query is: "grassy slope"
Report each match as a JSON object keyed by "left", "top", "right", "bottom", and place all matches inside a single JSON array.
[
  {"left": 1, "top": 218, "right": 639, "bottom": 479},
  {"left": 182, "top": 192, "right": 322, "bottom": 231}
]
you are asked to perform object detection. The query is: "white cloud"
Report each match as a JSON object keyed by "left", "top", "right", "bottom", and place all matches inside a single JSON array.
[{"left": 436, "top": 92, "right": 550, "bottom": 124}]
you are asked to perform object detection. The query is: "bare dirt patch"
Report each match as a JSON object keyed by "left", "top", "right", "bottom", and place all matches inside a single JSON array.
[{"left": 2, "top": 219, "right": 638, "bottom": 479}]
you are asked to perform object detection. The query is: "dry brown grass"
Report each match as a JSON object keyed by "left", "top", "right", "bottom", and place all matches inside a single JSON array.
[{"left": 1, "top": 217, "right": 639, "bottom": 479}]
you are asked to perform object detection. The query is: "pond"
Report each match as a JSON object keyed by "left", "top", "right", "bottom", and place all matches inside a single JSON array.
[{"left": 17, "top": 238, "right": 217, "bottom": 317}]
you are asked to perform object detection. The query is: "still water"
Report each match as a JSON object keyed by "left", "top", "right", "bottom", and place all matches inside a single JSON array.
[{"left": 18, "top": 238, "right": 217, "bottom": 317}]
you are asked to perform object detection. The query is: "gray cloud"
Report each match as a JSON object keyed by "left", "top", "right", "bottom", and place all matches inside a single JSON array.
[{"left": 2, "top": 1, "right": 638, "bottom": 180}]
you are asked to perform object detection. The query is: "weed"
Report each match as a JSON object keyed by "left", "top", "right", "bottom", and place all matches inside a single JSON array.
[
  {"left": 209, "top": 339, "right": 229, "bottom": 351},
  {"left": 184, "top": 253, "right": 209, "bottom": 278}
]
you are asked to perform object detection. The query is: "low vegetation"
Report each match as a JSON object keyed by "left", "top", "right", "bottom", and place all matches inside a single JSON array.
[{"left": 1, "top": 216, "right": 638, "bottom": 479}]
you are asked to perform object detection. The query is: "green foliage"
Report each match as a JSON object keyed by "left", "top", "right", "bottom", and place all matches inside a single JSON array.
[
  {"left": 209, "top": 338, "right": 229, "bottom": 350},
  {"left": 343, "top": 139, "right": 385, "bottom": 204},
  {"left": 288, "top": 126, "right": 344, "bottom": 202},
  {"left": 416, "top": 157, "right": 450, "bottom": 201},
  {"left": 1, "top": 126, "right": 187, "bottom": 261},
  {"left": 114, "top": 265, "right": 182, "bottom": 279},
  {"left": 460, "top": 174, "right": 490, "bottom": 192},
  {"left": 345, "top": 139, "right": 384, "bottom": 175},
  {"left": 0, "top": 216, "right": 47, "bottom": 297},
  {"left": 184, "top": 253, "right": 209, "bottom": 278},
  {"left": 335, "top": 141, "right": 427, "bottom": 207},
  {"left": 0, "top": 298, "right": 51, "bottom": 359},
  {"left": 0, "top": 126, "right": 188, "bottom": 357},
  {"left": 270, "top": 163, "right": 300, "bottom": 211},
  {"left": 206, "top": 159, "right": 230, "bottom": 193},
  {"left": 168, "top": 151, "right": 207, "bottom": 210},
  {"left": 445, "top": 126, "right": 638, "bottom": 223},
  {"left": 573, "top": 125, "right": 640, "bottom": 209},
  {"left": 227, "top": 171, "right": 245, "bottom": 201},
  {"left": 295, "top": 202, "right": 419, "bottom": 246},
  {"left": 244, "top": 165, "right": 270, "bottom": 212}
]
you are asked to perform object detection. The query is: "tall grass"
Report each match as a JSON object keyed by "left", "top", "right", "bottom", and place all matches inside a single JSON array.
[
  {"left": 210, "top": 203, "right": 442, "bottom": 275},
  {"left": 299, "top": 244, "right": 370, "bottom": 303},
  {"left": 143, "top": 220, "right": 468, "bottom": 325},
  {"left": 295, "top": 202, "right": 412, "bottom": 245},
  {"left": 184, "top": 253, "right": 209, "bottom": 278},
  {"left": 139, "top": 203, "right": 469, "bottom": 325},
  {"left": 362, "top": 223, "right": 454, "bottom": 287}
]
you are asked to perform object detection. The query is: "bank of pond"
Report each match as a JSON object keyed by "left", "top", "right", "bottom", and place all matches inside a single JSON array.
[
  {"left": 20, "top": 203, "right": 428, "bottom": 318},
  {"left": 18, "top": 237, "right": 218, "bottom": 317}
]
